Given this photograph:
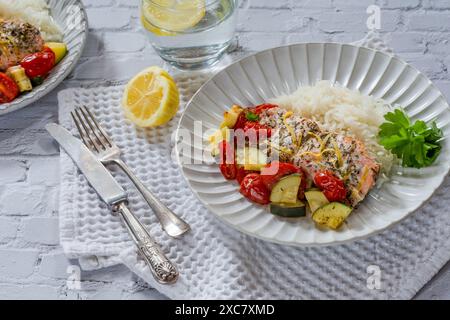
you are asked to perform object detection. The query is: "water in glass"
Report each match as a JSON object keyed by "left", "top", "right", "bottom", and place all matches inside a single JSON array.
[{"left": 141, "top": 0, "right": 238, "bottom": 70}]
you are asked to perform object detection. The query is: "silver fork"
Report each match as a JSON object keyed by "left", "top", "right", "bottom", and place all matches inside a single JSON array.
[{"left": 71, "top": 106, "right": 190, "bottom": 238}]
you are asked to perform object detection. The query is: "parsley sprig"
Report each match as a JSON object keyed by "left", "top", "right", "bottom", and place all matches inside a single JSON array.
[
  {"left": 245, "top": 111, "right": 259, "bottom": 122},
  {"left": 378, "top": 109, "right": 443, "bottom": 168}
]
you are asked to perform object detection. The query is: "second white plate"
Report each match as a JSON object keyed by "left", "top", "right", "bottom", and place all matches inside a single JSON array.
[{"left": 0, "top": 0, "right": 88, "bottom": 115}]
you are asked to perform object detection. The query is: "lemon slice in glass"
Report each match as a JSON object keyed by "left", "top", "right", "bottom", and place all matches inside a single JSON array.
[
  {"left": 142, "top": 0, "right": 206, "bottom": 34},
  {"left": 122, "top": 66, "right": 179, "bottom": 128},
  {"left": 141, "top": 13, "right": 175, "bottom": 36}
]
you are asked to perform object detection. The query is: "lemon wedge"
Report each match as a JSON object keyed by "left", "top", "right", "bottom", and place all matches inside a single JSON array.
[
  {"left": 122, "top": 66, "right": 179, "bottom": 128},
  {"left": 141, "top": 0, "right": 206, "bottom": 35}
]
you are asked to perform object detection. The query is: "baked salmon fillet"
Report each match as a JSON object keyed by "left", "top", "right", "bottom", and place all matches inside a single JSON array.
[
  {"left": 259, "top": 106, "right": 380, "bottom": 207},
  {"left": 0, "top": 19, "right": 44, "bottom": 71}
]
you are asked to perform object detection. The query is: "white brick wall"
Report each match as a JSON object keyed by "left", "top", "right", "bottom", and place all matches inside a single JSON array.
[{"left": 0, "top": 0, "right": 449, "bottom": 299}]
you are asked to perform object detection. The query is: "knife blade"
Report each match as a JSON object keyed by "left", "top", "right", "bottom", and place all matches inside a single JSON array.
[
  {"left": 46, "top": 123, "right": 178, "bottom": 284},
  {"left": 46, "top": 123, "right": 126, "bottom": 205}
]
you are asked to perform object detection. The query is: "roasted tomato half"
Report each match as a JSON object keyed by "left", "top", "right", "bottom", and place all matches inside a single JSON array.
[
  {"left": 20, "top": 48, "right": 56, "bottom": 79},
  {"left": 236, "top": 166, "right": 258, "bottom": 184},
  {"left": 313, "top": 170, "right": 347, "bottom": 202},
  {"left": 233, "top": 112, "right": 247, "bottom": 130},
  {"left": 240, "top": 173, "right": 270, "bottom": 205},
  {"left": 218, "top": 140, "right": 237, "bottom": 180}
]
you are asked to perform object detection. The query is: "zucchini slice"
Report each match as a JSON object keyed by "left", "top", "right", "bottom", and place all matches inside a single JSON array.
[
  {"left": 270, "top": 201, "right": 306, "bottom": 217},
  {"left": 45, "top": 42, "right": 68, "bottom": 64},
  {"left": 269, "top": 174, "right": 301, "bottom": 204},
  {"left": 305, "top": 190, "right": 329, "bottom": 213},
  {"left": 312, "top": 202, "right": 352, "bottom": 229},
  {"left": 6, "top": 66, "right": 32, "bottom": 92}
]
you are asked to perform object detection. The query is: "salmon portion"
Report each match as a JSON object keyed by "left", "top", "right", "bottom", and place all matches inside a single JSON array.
[
  {"left": 293, "top": 133, "right": 380, "bottom": 206},
  {"left": 0, "top": 19, "right": 44, "bottom": 71},
  {"left": 259, "top": 106, "right": 380, "bottom": 207}
]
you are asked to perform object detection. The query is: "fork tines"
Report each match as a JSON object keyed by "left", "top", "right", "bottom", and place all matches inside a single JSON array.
[{"left": 71, "top": 106, "right": 113, "bottom": 153}]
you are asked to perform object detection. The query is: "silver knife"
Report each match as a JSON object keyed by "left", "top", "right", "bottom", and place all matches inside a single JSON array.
[{"left": 46, "top": 123, "right": 178, "bottom": 284}]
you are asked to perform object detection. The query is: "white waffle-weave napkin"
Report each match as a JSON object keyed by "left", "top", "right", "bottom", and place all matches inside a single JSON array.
[{"left": 57, "top": 35, "right": 450, "bottom": 299}]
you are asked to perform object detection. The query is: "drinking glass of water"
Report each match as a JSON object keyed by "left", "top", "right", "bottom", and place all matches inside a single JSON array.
[{"left": 141, "top": 0, "right": 238, "bottom": 70}]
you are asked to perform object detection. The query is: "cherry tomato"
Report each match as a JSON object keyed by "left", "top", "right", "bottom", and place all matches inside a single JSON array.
[
  {"left": 0, "top": 73, "right": 19, "bottom": 103},
  {"left": 218, "top": 140, "right": 236, "bottom": 180},
  {"left": 20, "top": 48, "right": 56, "bottom": 79},
  {"left": 253, "top": 103, "right": 278, "bottom": 114},
  {"left": 236, "top": 166, "right": 257, "bottom": 184},
  {"left": 240, "top": 173, "right": 270, "bottom": 205},
  {"left": 260, "top": 161, "right": 301, "bottom": 189},
  {"left": 313, "top": 170, "right": 347, "bottom": 202}
]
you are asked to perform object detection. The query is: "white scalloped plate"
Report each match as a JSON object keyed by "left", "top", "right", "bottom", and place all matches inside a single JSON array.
[
  {"left": 176, "top": 43, "right": 450, "bottom": 246},
  {"left": 0, "top": 0, "right": 88, "bottom": 115}
]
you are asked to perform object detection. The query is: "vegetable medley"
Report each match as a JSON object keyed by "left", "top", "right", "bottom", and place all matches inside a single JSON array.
[
  {"left": 0, "top": 42, "right": 67, "bottom": 103},
  {"left": 0, "top": 19, "right": 68, "bottom": 104},
  {"left": 210, "top": 104, "right": 360, "bottom": 230}
]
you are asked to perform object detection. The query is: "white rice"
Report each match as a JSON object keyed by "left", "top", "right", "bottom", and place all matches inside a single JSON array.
[
  {"left": 0, "top": 0, "right": 63, "bottom": 42},
  {"left": 271, "top": 80, "right": 394, "bottom": 174}
]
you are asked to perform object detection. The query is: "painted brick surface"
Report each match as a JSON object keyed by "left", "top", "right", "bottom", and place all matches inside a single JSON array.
[
  {"left": 0, "top": 249, "right": 39, "bottom": 278},
  {"left": 0, "top": 160, "right": 26, "bottom": 184},
  {"left": 0, "top": 0, "right": 449, "bottom": 299},
  {"left": 22, "top": 217, "right": 60, "bottom": 245}
]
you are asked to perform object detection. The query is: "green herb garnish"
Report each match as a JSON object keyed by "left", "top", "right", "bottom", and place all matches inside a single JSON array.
[
  {"left": 245, "top": 111, "right": 259, "bottom": 122},
  {"left": 378, "top": 109, "right": 443, "bottom": 168}
]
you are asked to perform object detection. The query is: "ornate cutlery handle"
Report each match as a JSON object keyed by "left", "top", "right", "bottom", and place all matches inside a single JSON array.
[
  {"left": 113, "top": 159, "right": 190, "bottom": 238},
  {"left": 114, "top": 202, "right": 179, "bottom": 284}
]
